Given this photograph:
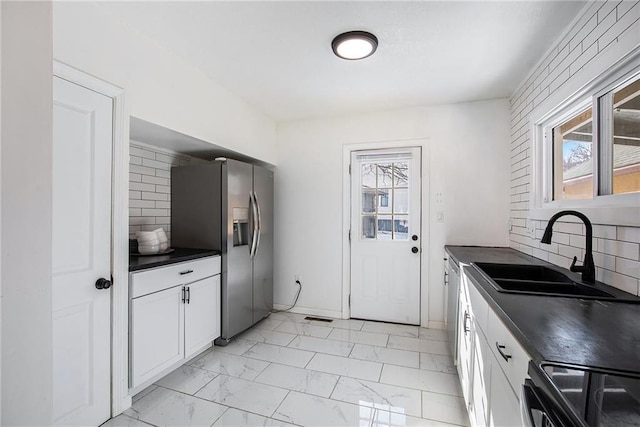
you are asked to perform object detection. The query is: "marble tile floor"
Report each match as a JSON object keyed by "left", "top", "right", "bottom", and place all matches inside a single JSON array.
[{"left": 102, "top": 312, "right": 470, "bottom": 427}]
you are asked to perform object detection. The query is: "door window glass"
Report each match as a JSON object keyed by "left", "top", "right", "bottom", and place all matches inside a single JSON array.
[{"left": 360, "top": 161, "right": 410, "bottom": 240}]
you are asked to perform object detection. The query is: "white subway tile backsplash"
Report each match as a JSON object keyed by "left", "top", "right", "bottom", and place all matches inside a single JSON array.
[
  {"left": 130, "top": 164, "right": 156, "bottom": 176},
  {"left": 141, "top": 192, "right": 168, "bottom": 201},
  {"left": 597, "top": 238, "right": 639, "bottom": 260},
  {"left": 142, "top": 158, "right": 172, "bottom": 170},
  {"left": 130, "top": 182, "right": 156, "bottom": 192},
  {"left": 130, "top": 155, "right": 142, "bottom": 166},
  {"left": 142, "top": 175, "right": 169, "bottom": 186},
  {"left": 558, "top": 244, "right": 583, "bottom": 260},
  {"left": 597, "top": 268, "right": 639, "bottom": 296},
  {"left": 130, "top": 199, "right": 156, "bottom": 209},
  {"left": 593, "top": 251, "right": 616, "bottom": 272},
  {"left": 554, "top": 221, "right": 584, "bottom": 235},
  {"left": 569, "top": 234, "right": 587, "bottom": 249},
  {"left": 592, "top": 224, "right": 617, "bottom": 240},
  {"left": 130, "top": 146, "right": 156, "bottom": 160},
  {"left": 616, "top": 257, "right": 640, "bottom": 279},
  {"left": 617, "top": 226, "right": 640, "bottom": 243},
  {"left": 141, "top": 208, "right": 169, "bottom": 217},
  {"left": 156, "top": 169, "right": 171, "bottom": 179},
  {"left": 155, "top": 185, "right": 171, "bottom": 194},
  {"left": 130, "top": 217, "right": 156, "bottom": 226},
  {"left": 129, "top": 142, "right": 193, "bottom": 240}
]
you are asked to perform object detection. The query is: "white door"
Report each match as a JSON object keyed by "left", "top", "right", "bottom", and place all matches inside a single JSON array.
[
  {"left": 52, "top": 76, "right": 113, "bottom": 426},
  {"left": 350, "top": 147, "right": 421, "bottom": 324}
]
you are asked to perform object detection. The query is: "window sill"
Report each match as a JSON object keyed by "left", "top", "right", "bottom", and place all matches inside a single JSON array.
[{"left": 529, "top": 202, "right": 640, "bottom": 227}]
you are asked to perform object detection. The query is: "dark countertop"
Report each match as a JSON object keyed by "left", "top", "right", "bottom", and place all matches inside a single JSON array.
[
  {"left": 129, "top": 247, "right": 221, "bottom": 272},
  {"left": 445, "top": 245, "right": 640, "bottom": 374}
]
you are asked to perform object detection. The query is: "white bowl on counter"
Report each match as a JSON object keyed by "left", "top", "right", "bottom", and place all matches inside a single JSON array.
[{"left": 138, "top": 243, "right": 161, "bottom": 254}]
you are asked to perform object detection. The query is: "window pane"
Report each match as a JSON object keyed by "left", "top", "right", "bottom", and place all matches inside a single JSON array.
[
  {"left": 394, "top": 217, "right": 409, "bottom": 240},
  {"left": 553, "top": 108, "right": 593, "bottom": 200},
  {"left": 377, "top": 163, "right": 393, "bottom": 187},
  {"left": 378, "top": 190, "right": 392, "bottom": 213},
  {"left": 393, "top": 188, "right": 409, "bottom": 213},
  {"left": 361, "top": 164, "right": 376, "bottom": 188},
  {"left": 377, "top": 215, "right": 393, "bottom": 240},
  {"left": 612, "top": 77, "right": 640, "bottom": 195},
  {"left": 394, "top": 162, "right": 409, "bottom": 187},
  {"left": 362, "top": 215, "right": 376, "bottom": 239},
  {"left": 362, "top": 189, "right": 376, "bottom": 213}
]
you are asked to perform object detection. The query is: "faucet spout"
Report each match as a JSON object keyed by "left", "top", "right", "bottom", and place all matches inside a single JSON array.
[{"left": 540, "top": 210, "right": 595, "bottom": 283}]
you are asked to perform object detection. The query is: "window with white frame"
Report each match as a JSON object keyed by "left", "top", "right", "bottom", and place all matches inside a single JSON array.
[{"left": 538, "top": 57, "right": 640, "bottom": 210}]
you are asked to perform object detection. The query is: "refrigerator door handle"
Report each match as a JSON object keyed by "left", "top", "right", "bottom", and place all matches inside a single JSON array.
[
  {"left": 253, "top": 191, "right": 262, "bottom": 257},
  {"left": 249, "top": 191, "right": 259, "bottom": 258}
]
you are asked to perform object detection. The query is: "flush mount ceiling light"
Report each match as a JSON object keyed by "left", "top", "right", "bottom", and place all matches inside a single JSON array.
[{"left": 331, "top": 31, "right": 378, "bottom": 60}]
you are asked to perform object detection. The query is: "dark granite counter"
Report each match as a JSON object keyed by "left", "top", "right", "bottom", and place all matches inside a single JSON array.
[
  {"left": 129, "top": 247, "right": 221, "bottom": 272},
  {"left": 445, "top": 245, "right": 640, "bottom": 374}
]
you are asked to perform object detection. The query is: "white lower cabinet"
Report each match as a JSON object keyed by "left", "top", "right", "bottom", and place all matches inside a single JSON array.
[
  {"left": 184, "top": 275, "right": 221, "bottom": 357},
  {"left": 131, "top": 285, "right": 185, "bottom": 388},
  {"left": 129, "top": 256, "right": 221, "bottom": 391},
  {"left": 458, "top": 266, "right": 530, "bottom": 427}
]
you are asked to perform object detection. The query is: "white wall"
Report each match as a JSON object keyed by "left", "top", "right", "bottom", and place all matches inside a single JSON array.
[
  {"left": 275, "top": 100, "right": 511, "bottom": 325},
  {"left": 1, "top": 2, "right": 54, "bottom": 425},
  {"left": 510, "top": 0, "right": 640, "bottom": 295},
  {"left": 53, "top": 2, "right": 278, "bottom": 165}
]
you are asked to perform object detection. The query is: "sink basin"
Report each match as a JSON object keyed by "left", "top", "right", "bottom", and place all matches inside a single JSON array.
[
  {"left": 472, "top": 262, "right": 616, "bottom": 299},
  {"left": 493, "top": 279, "right": 614, "bottom": 298},
  {"left": 473, "top": 263, "right": 573, "bottom": 283}
]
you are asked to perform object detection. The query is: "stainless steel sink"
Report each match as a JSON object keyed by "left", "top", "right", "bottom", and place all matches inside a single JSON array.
[{"left": 472, "top": 262, "right": 616, "bottom": 299}]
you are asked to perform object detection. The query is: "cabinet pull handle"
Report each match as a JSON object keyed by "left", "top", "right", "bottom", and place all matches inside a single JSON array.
[
  {"left": 496, "top": 342, "right": 512, "bottom": 362},
  {"left": 179, "top": 269, "right": 194, "bottom": 275},
  {"left": 463, "top": 311, "right": 470, "bottom": 335},
  {"left": 181, "top": 287, "right": 186, "bottom": 303},
  {"left": 186, "top": 287, "right": 190, "bottom": 304}
]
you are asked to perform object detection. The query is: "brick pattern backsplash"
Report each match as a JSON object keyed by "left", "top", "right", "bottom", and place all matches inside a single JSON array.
[
  {"left": 509, "top": 1, "right": 640, "bottom": 296},
  {"left": 129, "top": 141, "right": 194, "bottom": 243}
]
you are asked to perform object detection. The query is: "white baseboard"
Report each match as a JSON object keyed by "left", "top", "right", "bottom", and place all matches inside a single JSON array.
[
  {"left": 273, "top": 304, "right": 343, "bottom": 320},
  {"left": 427, "top": 321, "right": 446, "bottom": 330}
]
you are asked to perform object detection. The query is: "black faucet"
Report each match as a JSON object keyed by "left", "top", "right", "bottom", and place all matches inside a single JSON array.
[{"left": 541, "top": 210, "right": 595, "bottom": 283}]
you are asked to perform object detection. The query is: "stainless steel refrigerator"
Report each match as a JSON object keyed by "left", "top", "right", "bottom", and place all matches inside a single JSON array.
[{"left": 171, "top": 159, "right": 273, "bottom": 345}]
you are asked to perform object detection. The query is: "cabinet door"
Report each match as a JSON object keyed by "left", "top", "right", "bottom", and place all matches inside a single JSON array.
[
  {"left": 457, "top": 285, "right": 473, "bottom": 406},
  {"left": 130, "top": 285, "right": 184, "bottom": 388},
  {"left": 184, "top": 275, "right": 221, "bottom": 358},
  {"left": 488, "top": 357, "right": 522, "bottom": 427},
  {"left": 470, "top": 334, "right": 490, "bottom": 427}
]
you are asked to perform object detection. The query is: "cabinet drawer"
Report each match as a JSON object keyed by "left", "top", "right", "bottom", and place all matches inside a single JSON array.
[
  {"left": 486, "top": 307, "right": 530, "bottom": 396},
  {"left": 130, "top": 256, "right": 221, "bottom": 298}
]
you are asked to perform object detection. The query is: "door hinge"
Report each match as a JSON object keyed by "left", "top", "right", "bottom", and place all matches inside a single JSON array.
[
  {"left": 349, "top": 294, "right": 351, "bottom": 308},
  {"left": 348, "top": 229, "right": 351, "bottom": 241},
  {"left": 349, "top": 163, "right": 352, "bottom": 174}
]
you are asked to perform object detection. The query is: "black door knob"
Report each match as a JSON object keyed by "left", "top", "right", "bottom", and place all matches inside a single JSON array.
[
  {"left": 411, "top": 247, "right": 419, "bottom": 254},
  {"left": 95, "top": 278, "right": 112, "bottom": 290},
  {"left": 412, "top": 235, "right": 418, "bottom": 241}
]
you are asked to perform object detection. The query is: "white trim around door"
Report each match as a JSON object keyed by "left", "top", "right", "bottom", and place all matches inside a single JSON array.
[
  {"left": 53, "top": 61, "right": 131, "bottom": 416},
  {"left": 342, "top": 139, "right": 430, "bottom": 326}
]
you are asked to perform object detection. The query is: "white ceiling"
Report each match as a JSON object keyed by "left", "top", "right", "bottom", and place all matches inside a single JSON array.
[{"left": 99, "top": 1, "right": 587, "bottom": 122}]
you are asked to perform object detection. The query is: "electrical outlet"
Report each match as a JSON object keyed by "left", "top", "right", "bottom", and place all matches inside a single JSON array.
[{"left": 527, "top": 219, "right": 535, "bottom": 236}]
